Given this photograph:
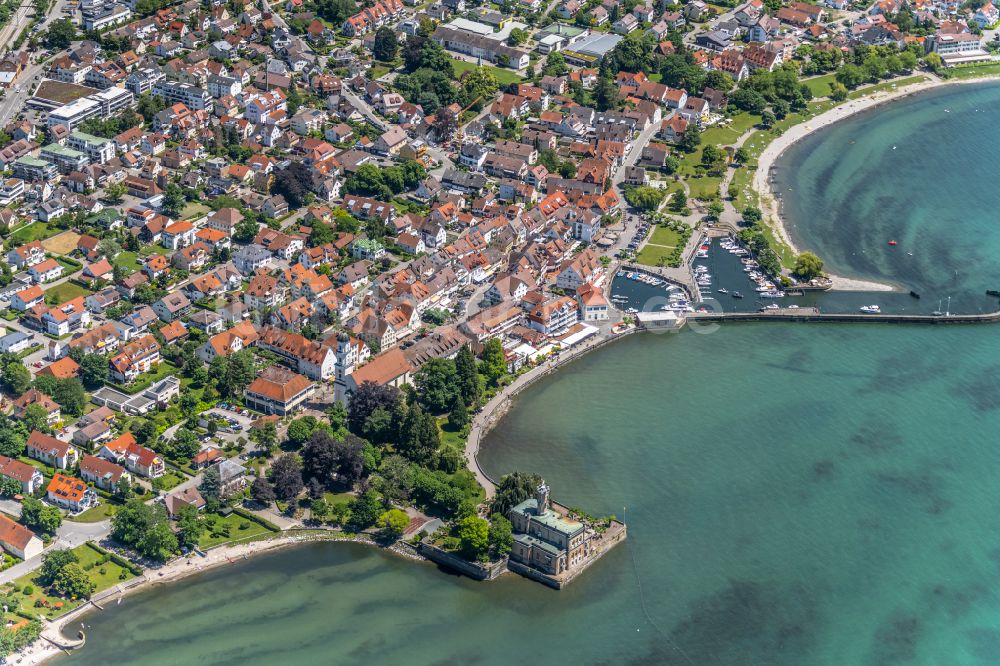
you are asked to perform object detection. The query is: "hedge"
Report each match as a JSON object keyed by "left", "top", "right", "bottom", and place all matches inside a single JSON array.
[
  {"left": 86, "top": 542, "right": 144, "bottom": 577},
  {"left": 232, "top": 507, "right": 280, "bottom": 532}
]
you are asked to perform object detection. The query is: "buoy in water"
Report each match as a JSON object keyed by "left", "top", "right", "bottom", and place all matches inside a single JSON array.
[{"left": 888, "top": 240, "right": 897, "bottom": 246}]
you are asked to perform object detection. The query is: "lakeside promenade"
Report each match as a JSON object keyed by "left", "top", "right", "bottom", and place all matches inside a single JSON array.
[{"left": 465, "top": 321, "right": 639, "bottom": 500}]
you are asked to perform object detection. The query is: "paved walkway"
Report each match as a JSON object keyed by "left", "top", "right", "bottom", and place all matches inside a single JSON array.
[{"left": 464, "top": 322, "right": 634, "bottom": 500}]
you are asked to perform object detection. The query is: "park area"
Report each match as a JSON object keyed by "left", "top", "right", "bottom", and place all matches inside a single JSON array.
[
  {"left": 450, "top": 58, "right": 523, "bottom": 86},
  {"left": 2, "top": 543, "right": 137, "bottom": 619},
  {"left": 636, "top": 225, "right": 684, "bottom": 267},
  {"left": 197, "top": 512, "right": 274, "bottom": 549}
]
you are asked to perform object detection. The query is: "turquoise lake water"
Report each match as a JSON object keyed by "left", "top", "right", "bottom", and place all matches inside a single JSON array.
[
  {"left": 60, "top": 86, "right": 1000, "bottom": 665},
  {"left": 772, "top": 81, "right": 1000, "bottom": 314}
]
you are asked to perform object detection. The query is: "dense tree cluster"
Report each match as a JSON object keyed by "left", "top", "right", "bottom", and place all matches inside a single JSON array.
[
  {"left": 111, "top": 500, "right": 178, "bottom": 561},
  {"left": 344, "top": 161, "right": 426, "bottom": 201}
]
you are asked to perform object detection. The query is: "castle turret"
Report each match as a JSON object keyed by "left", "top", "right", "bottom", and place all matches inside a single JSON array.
[{"left": 535, "top": 481, "right": 550, "bottom": 513}]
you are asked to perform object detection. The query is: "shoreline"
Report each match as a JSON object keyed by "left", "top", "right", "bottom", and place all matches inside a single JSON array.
[
  {"left": 20, "top": 531, "right": 419, "bottom": 666},
  {"left": 753, "top": 73, "right": 1000, "bottom": 293}
]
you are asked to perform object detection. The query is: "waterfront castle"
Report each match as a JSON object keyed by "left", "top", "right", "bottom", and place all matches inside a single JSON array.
[{"left": 508, "top": 482, "right": 609, "bottom": 578}]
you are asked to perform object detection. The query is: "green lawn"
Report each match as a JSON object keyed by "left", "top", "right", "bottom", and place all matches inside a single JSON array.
[
  {"left": 55, "top": 257, "right": 81, "bottom": 274},
  {"left": 198, "top": 512, "right": 272, "bottom": 549},
  {"left": 450, "top": 58, "right": 523, "bottom": 86},
  {"left": 117, "top": 360, "right": 180, "bottom": 394},
  {"left": 180, "top": 202, "right": 210, "bottom": 221},
  {"left": 687, "top": 176, "right": 721, "bottom": 200},
  {"left": 949, "top": 62, "right": 1000, "bottom": 79},
  {"left": 636, "top": 243, "right": 677, "bottom": 267},
  {"left": 67, "top": 502, "right": 117, "bottom": 523},
  {"left": 9, "top": 222, "right": 55, "bottom": 244},
  {"left": 649, "top": 225, "right": 682, "bottom": 247},
  {"left": 44, "top": 282, "right": 92, "bottom": 305},
  {"left": 113, "top": 251, "right": 142, "bottom": 271},
  {"left": 437, "top": 417, "right": 467, "bottom": 452},
  {"left": 323, "top": 491, "right": 355, "bottom": 510},
  {"left": 803, "top": 73, "right": 838, "bottom": 98},
  {"left": 153, "top": 471, "right": 185, "bottom": 492},
  {"left": 848, "top": 75, "right": 927, "bottom": 100},
  {"left": 4, "top": 543, "right": 135, "bottom": 618}
]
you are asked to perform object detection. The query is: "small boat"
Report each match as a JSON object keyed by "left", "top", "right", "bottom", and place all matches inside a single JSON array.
[
  {"left": 731, "top": 291, "right": 744, "bottom": 298},
  {"left": 762, "top": 304, "right": 780, "bottom": 310},
  {"left": 626, "top": 307, "right": 639, "bottom": 314},
  {"left": 860, "top": 305, "right": 881, "bottom": 314},
  {"left": 717, "top": 288, "right": 728, "bottom": 294},
  {"left": 888, "top": 240, "right": 897, "bottom": 246},
  {"left": 787, "top": 304, "right": 800, "bottom": 309}
]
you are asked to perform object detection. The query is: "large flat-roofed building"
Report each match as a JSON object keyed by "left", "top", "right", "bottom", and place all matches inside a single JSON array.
[
  {"left": 47, "top": 96, "right": 101, "bottom": 130},
  {"left": 152, "top": 80, "right": 213, "bottom": 111},
  {"left": 40, "top": 143, "right": 89, "bottom": 173},
  {"left": 29, "top": 79, "right": 97, "bottom": 111},
  {"left": 432, "top": 25, "right": 530, "bottom": 69},
  {"left": 12, "top": 156, "right": 57, "bottom": 181},
  {"left": 561, "top": 32, "right": 622, "bottom": 64},
  {"left": 90, "top": 86, "right": 133, "bottom": 116},
  {"left": 68, "top": 130, "right": 116, "bottom": 164}
]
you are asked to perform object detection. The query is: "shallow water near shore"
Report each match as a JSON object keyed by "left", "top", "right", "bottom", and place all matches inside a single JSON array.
[
  {"left": 773, "top": 81, "right": 1000, "bottom": 314},
  {"left": 65, "top": 322, "right": 1000, "bottom": 666}
]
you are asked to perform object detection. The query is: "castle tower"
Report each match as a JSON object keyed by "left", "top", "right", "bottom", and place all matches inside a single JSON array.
[{"left": 535, "top": 481, "right": 550, "bottom": 513}]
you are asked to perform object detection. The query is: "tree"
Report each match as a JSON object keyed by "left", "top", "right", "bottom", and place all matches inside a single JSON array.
[
  {"left": 829, "top": 82, "right": 849, "bottom": 102},
  {"left": 251, "top": 476, "right": 276, "bottom": 506},
  {"left": 52, "top": 563, "right": 95, "bottom": 599},
  {"left": 348, "top": 489, "right": 384, "bottom": 530},
  {"left": 348, "top": 382, "right": 401, "bottom": 435},
  {"left": 140, "top": 521, "right": 180, "bottom": 561},
  {"left": 457, "top": 515, "right": 490, "bottom": 560},
  {"left": 21, "top": 497, "right": 62, "bottom": 536},
  {"left": 480, "top": 338, "right": 507, "bottom": 387},
  {"left": 233, "top": 217, "right": 259, "bottom": 243},
  {"left": 376, "top": 508, "right": 409, "bottom": 539},
  {"left": 270, "top": 454, "right": 304, "bottom": 502},
  {"left": 742, "top": 206, "right": 762, "bottom": 225},
  {"left": 104, "top": 182, "right": 126, "bottom": 202},
  {"left": 302, "top": 430, "right": 366, "bottom": 489},
  {"left": 373, "top": 26, "right": 398, "bottom": 61},
  {"left": 488, "top": 515, "right": 513, "bottom": 557},
  {"left": 78, "top": 353, "right": 108, "bottom": 389},
  {"left": 2, "top": 362, "right": 30, "bottom": 395},
  {"left": 38, "top": 549, "right": 78, "bottom": 587},
  {"left": 286, "top": 416, "right": 317, "bottom": 447},
  {"left": 44, "top": 19, "right": 76, "bottom": 49},
  {"left": 678, "top": 124, "right": 701, "bottom": 153},
  {"left": 52, "top": 379, "right": 87, "bottom": 416},
  {"left": 0, "top": 477, "right": 19, "bottom": 497},
  {"left": 448, "top": 396, "right": 469, "bottom": 431},
  {"left": 459, "top": 67, "right": 499, "bottom": 110},
  {"left": 170, "top": 428, "right": 200, "bottom": 460},
  {"left": 669, "top": 189, "right": 688, "bottom": 213},
  {"left": 212, "top": 350, "right": 256, "bottom": 398},
  {"left": 594, "top": 76, "right": 620, "bottom": 112},
  {"left": 793, "top": 251, "right": 824, "bottom": 280},
  {"left": 131, "top": 418, "right": 158, "bottom": 445},
  {"left": 489, "top": 471, "right": 543, "bottom": 516},
  {"left": 707, "top": 200, "right": 725, "bottom": 221},
  {"left": 272, "top": 162, "right": 312, "bottom": 209},
  {"left": 249, "top": 421, "right": 278, "bottom": 454},
  {"left": 22, "top": 405, "right": 50, "bottom": 436},
  {"left": 624, "top": 186, "right": 666, "bottom": 211},
  {"left": 414, "top": 358, "right": 458, "bottom": 414},
  {"left": 175, "top": 504, "right": 205, "bottom": 547},
  {"left": 835, "top": 63, "right": 867, "bottom": 89},
  {"left": 454, "top": 345, "right": 480, "bottom": 407},
  {"left": 199, "top": 467, "right": 221, "bottom": 503},
  {"left": 398, "top": 403, "right": 439, "bottom": 466},
  {"left": 162, "top": 184, "right": 186, "bottom": 218}
]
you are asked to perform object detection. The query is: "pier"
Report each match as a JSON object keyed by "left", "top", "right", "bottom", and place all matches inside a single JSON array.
[{"left": 685, "top": 309, "right": 1000, "bottom": 324}]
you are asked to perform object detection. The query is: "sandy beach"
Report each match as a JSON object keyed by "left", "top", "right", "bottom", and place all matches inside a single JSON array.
[
  {"left": 14, "top": 532, "right": 396, "bottom": 666},
  {"left": 752, "top": 73, "right": 999, "bottom": 293}
]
